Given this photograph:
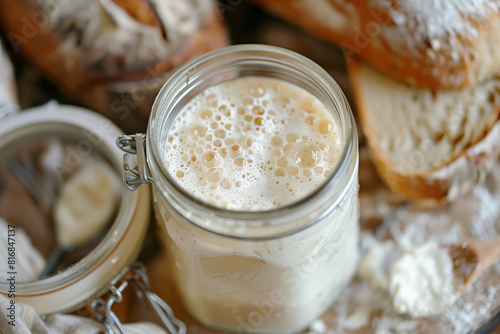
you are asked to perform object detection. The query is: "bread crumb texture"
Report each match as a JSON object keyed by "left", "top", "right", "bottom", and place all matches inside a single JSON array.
[{"left": 356, "top": 63, "right": 500, "bottom": 175}]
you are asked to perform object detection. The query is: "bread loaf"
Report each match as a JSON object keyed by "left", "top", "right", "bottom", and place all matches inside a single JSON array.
[
  {"left": 0, "top": 0, "right": 228, "bottom": 132},
  {"left": 348, "top": 60, "right": 500, "bottom": 204},
  {"left": 251, "top": 0, "right": 500, "bottom": 89}
]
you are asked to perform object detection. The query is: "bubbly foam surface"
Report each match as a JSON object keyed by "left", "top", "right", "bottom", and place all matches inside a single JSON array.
[{"left": 163, "top": 77, "right": 341, "bottom": 210}]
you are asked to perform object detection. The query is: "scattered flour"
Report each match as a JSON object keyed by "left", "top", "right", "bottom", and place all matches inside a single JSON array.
[
  {"left": 328, "top": 164, "right": 500, "bottom": 334},
  {"left": 389, "top": 239, "right": 457, "bottom": 317},
  {"left": 358, "top": 236, "right": 457, "bottom": 318}
]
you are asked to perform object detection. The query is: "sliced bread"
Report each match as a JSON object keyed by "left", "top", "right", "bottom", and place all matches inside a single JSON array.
[{"left": 348, "top": 60, "right": 500, "bottom": 204}]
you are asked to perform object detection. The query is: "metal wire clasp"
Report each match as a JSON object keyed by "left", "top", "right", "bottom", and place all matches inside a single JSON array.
[
  {"left": 116, "top": 134, "right": 156, "bottom": 191},
  {"left": 91, "top": 263, "right": 186, "bottom": 334}
]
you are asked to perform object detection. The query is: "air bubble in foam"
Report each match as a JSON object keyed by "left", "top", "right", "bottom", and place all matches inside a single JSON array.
[
  {"left": 202, "top": 151, "right": 221, "bottom": 167},
  {"left": 306, "top": 115, "right": 316, "bottom": 125},
  {"left": 292, "top": 142, "right": 321, "bottom": 168},
  {"left": 286, "top": 133, "right": 299, "bottom": 143},
  {"left": 277, "top": 157, "right": 288, "bottom": 168},
  {"left": 271, "top": 136, "right": 283, "bottom": 147},
  {"left": 319, "top": 119, "right": 334, "bottom": 134}
]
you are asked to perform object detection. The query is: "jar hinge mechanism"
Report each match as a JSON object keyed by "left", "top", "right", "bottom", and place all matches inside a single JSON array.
[
  {"left": 91, "top": 263, "right": 187, "bottom": 334},
  {"left": 116, "top": 134, "right": 157, "bottom": 191}
]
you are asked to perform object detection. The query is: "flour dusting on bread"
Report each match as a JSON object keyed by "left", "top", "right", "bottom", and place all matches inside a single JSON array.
[
  {"left": 253, "top": 0, "right": 500, "bottom": 88},
  {"left": 382, "top": 0, "right": 500, "bottom": 56},
  {"left": 38, "top": 0, "right": 209, "bottom": 68}
]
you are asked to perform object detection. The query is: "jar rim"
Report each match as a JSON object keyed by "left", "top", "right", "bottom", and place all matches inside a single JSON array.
[
  {"left": 0, "top": 103, "right": 150, "bottom": 313},
  {"left": 148, "top": 44, "right": 357, "bottom": 234}
]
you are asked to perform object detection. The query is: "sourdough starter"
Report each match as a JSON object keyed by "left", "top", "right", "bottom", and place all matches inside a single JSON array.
[{"left": 156, "top": 77, "right": 359, "bottom": 332}]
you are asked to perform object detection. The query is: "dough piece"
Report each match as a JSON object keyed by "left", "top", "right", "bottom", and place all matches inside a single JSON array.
[{"left": 54, "top": 160, "right": 120, "bottom": 247}]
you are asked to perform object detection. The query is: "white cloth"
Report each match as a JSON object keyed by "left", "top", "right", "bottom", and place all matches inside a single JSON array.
[
  {"left": 0, "top": 294, "right": 168, "bottom": 334},
  {"left": 0, "top": 218, "right": 46, "bottom": 283},
  {"left": 0, "top": 294, "right": 103, "bottom": 334}
]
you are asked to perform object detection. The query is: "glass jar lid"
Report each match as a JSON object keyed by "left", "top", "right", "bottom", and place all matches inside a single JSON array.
[{"left": 0, "top": 102, "right": 151, "bottom": 314}]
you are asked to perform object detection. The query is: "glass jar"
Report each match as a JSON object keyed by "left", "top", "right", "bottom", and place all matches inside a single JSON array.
[
  {"left": 121, "top": 44, "right": 359, "bottom": 333},
  {"left": 0, "top": 103, "right": 150, "bottom": 315}
]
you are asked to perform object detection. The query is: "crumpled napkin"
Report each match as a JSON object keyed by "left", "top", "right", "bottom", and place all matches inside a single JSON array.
[
  {"left": 0, "top": 294, "right": 168, "bottom": 334},
  {"left": 0, "top": 294, "right": 102, "bottom": 334}
]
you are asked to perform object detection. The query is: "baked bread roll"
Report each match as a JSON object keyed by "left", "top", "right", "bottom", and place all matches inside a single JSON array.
[
  {"left": 348, "top": 60, "right": 500, "bottom": 204},
  {"left": 251, "top": 0, "right": 500, "bottom": 89},
  {"left": 0, "top": 0, "right": 228, "bottom": 132}
]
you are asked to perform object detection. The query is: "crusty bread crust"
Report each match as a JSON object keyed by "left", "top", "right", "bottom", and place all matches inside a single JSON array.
[
  {"left": 348, "top": 60, "right": 500, "bottom": 204},
  {"left": 252, "top": 0, "right": 500, "bottom": 90},
  {"left": 0, "top": 0, "right": 228, "bottom": 132}
]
